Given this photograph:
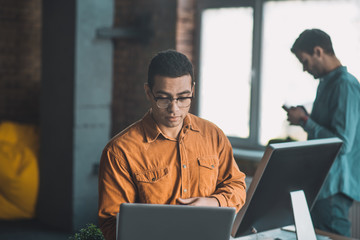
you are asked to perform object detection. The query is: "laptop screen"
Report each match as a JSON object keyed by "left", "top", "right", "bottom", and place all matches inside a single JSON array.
[{"left": 117, "top": 203, "right": 236, "bottom": 240}]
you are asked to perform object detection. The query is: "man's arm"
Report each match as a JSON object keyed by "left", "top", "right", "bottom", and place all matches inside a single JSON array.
[
  {"left": 177, "top": 196, "right": 220, "bottom": 206},
  {"left": 286, "top": 106, "right": 336, "bottom": 137},
  {"left": 208, "top": 131, "right": 246, "bottom": 211},
  {"left": 285, "top": 105, "right": 310, "bottom": 126},
  {"left": 303, "top": 83, "right": 359, "bottom": 155},
  {"left": 210, "top": 158, "right": 247, "bottom": 212},
  {"left": 98, "top": 148, "right": 137, "bottom": 240}
]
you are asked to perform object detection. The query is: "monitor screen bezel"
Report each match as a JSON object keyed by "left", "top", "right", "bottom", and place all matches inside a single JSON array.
[{"left": 231, "top": 137, "right": 343, "bottom": 237}]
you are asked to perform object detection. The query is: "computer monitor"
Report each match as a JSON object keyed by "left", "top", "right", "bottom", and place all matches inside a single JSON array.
[{"left": 231, "top": 137, "right": 343, "bottom": 238}]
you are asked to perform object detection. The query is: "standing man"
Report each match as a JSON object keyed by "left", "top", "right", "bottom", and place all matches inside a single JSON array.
[
  {"left": 98, "top": 49, "right": 247, "bottom": 240},
  {"left": 286, "top": 29, "right": 360, "bottom": 236}
]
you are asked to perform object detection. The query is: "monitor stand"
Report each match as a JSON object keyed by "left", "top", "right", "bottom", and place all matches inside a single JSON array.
[
  {"left": 232, "top": 190, "right": 318, "bottom": 240},
  {"left": 290, "top": 190, "right": 316, "bottom": 240}
]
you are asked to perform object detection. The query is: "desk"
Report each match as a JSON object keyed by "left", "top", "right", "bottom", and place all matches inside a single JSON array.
[
  {"left": 231, "top": 227, "right": 356, "bottom": 240},
  {"left": 315, "top": 229, "right": 356, "bottom": 240}
]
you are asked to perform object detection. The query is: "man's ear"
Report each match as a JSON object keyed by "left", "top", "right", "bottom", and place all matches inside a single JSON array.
[
  {"left": 144, "top": 83, "right": 151, "bottom": 101},
  {"left": 313, "top": 46, "right": 323, "bottom": 57}
]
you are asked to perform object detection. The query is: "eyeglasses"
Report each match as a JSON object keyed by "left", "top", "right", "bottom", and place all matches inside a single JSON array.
[{"left": 151, "top": 91, "right": 193, "bottom": 109}]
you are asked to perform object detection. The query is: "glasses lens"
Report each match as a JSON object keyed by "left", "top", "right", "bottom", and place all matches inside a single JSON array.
[
  {"left": 157, "top": 99, "right": 171, "bottom": 108},
  {"left": 177, "top": 98, "right": 191, "bottom": 108}
]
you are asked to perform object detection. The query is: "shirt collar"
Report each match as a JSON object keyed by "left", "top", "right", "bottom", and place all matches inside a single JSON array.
[
  {"left": 320, "top": 66, "right": 346, "bottom": 82},
  {"left": 142, "top": 111, "right": 161, "bottom": 143},
  {"left": 142, "top": 111, "right": 200, "bottom": 143},
  {"left": 183, "top": 113, "right": 200, "bottom": 133}
]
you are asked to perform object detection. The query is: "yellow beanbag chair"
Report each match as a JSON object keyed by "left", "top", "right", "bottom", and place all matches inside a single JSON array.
[{"left": 0, "top": 121, "right": 39, "bottom": 219}]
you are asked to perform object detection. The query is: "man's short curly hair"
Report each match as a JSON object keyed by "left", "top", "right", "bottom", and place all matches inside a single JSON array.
[{"left": 147, "top": 49, "right": 194, "bottom": 90}]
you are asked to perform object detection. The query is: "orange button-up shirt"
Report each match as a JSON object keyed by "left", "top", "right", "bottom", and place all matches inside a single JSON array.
[{"left": 98, "top": 112, "right": 246, "bottom": 240}]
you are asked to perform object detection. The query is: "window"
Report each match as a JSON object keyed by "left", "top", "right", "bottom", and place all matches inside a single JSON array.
[
  {"left": 199, "top": 7, "right": 253, "bottom": 139},
  {"left": 197, "top": 0, "right": 360, "bottom": 150}
]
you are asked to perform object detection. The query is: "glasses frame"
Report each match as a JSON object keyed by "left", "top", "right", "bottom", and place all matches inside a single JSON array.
[{"left": 150, "top": 91, "right": 194, "bottom": 109}]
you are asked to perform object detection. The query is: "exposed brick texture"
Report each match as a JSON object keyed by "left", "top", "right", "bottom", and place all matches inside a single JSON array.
[
  {"left": 0, "top": 0, "right": 197, "bottom": 134},
  {"left": 176, "top": 0, "right": 197, "bottom": 113},
  {"left": 176, "top": 0, "right": 196, "bottom": 63},
  {"left": 111, "top": 0, "right": 178, "bottom": 135},
  {"left": 0, "top": 0, "right": 41, "bottom": 124}
]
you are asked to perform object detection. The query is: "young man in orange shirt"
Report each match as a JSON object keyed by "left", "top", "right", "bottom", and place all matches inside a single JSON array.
[{"left": 98, "top": 49, "right": 246, "bottom": 240}]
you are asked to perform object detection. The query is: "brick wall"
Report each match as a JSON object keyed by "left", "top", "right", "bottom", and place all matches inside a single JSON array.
[
  {"left": 0, "top": 0, "right": 196, "bottom": 133},
  {"left": 176, "top": 0, "right": 196, "bottom": 63},
  {"left": 176, "top": 0, "right": 197, "bottom": 113},
  {"left": 111, "top": 0, "right": 178, "bottom": 135},
  {"left": 0, "top": 0, "right": 41, "bottom": 124}
]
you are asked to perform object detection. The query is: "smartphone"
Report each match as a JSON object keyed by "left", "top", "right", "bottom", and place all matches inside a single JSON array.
[{"left": 282, "top": 104, "right": 291, "bottom": 112}]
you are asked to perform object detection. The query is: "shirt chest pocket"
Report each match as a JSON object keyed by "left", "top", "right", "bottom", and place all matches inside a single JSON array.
[
  {"left": 133, "top": 167, "right": 172, "bottom": 203},
  {"left": 197, "top": 156, "right": 219, "bottom": 195},
  {"left": 134, "top": 167, "right": 169, "bottom": 183}
]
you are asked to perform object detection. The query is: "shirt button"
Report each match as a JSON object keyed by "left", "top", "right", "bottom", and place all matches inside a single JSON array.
[
  {"left": 183, "top": 165, "right": 187, "bottom": 168},
  {"left": 183, "top": 189, "right": 187, "bottom": 193}
]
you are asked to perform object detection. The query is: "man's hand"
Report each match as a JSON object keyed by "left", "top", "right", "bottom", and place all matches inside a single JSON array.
[
  {"left": 286, "top": 106, "right": 308, "bottom": 125},
  {"left": 177, "top": 197, "right": 220, "bottom": 207}
]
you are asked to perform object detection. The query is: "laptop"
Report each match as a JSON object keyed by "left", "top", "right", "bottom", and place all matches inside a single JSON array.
[{"left": 116, "top": 203, "right": 236, "bottom": 240}]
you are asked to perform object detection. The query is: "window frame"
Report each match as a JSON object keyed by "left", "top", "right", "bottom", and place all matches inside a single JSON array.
[{"left": 195, "top": 0, "right": 264, "bottom": 150}]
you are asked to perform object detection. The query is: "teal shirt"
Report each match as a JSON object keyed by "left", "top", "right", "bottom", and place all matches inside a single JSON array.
[{"left": 303, "top": 66, "right": 360, "bottom": 201}]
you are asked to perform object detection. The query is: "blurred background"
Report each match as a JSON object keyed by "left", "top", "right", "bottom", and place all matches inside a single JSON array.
[{"left": 0, "top": 0, "right": 359, "bottom": 239}]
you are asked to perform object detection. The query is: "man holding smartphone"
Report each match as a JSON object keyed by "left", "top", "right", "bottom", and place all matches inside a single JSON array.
[{"left": 285, "top": 29, "right": 360, "bottom": 237}]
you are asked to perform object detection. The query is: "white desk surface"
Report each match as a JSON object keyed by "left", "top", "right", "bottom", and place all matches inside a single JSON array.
[{"left": 230, "top": 227, "right": 356, "bottom": 240}]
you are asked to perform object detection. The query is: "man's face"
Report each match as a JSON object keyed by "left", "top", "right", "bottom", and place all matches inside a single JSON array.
[
  {"left": 145, "top": 74, "right": 193, "bottom": 136},
  {"left": 295, "top": 50, "right": 324, "bottom": 79}
]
